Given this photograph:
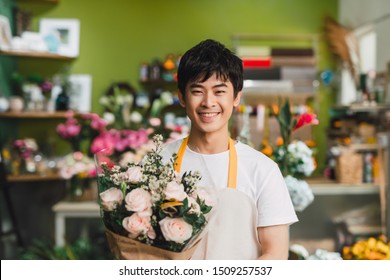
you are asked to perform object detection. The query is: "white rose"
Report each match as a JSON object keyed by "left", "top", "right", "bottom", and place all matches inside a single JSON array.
[
  {"left": 130, "top": 111, "right": 142, "bottom": 123},
  {"left": 159, "top": 217, "right": 193, "bottom": 244},
  {"left": 125, "top": 188, "right": 152, "bottom": 217},
  {"left": 125, "top": 166, "right": 143, "bottom": 183},
  {"left": 99, "top": 187, "right": 123, "bottom": 211},
  {"left": 188, "top": 197, "right": 201, "bottom": 215},
  {"left": 122, "top": 213, "right": 155, "bottom": 239},
  {"left": 103, "top": 112, "right": 115, "bottom": 125},
  {"left": 164, "top": 181, "right": 187, "bottom": 201}
]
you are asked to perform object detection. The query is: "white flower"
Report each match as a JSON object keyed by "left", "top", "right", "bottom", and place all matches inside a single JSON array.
[
  {"left": 103, "top": 112, "right": 115, "bottom": 125},
  {"left": 284, "top": 175, "right": 314, "bottom": 212},
  {"left": 125, "top": 166, "right": 143, "bottom": 183},
  {"left": 307, "top": 249, "right": 342, "bottom": 260},
  {"left": 24, "top": 138, "right": 38, "bottom": 151},
  {"left": 290, "top": 244, "right": 310, "bottom": 259},
  {"left": 287, "top": 141, "right": 316, "bottom": 177},
  {"left": 188, "top": 197, "right": 201, "bottom": 216},
  {"left": 288, "top": 141, "right": 312, "bottom": 157},
  {"left": 160, "top": 91, "right": 174, "bottom": 105},
  {"left": 130, "top": 111, "right": 142, "bottom": 123}
]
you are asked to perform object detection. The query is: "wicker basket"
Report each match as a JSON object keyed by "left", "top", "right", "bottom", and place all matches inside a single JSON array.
[{"left": 336, "top": 149, "right": 363, "bottom": 184}]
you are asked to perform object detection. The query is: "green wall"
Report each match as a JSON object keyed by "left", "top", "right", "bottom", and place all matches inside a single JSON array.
[
  {"left": 0, "top": 0, "right": 16, "bottom": 97},
  {"left": 0, "top": 0, "right": 17, "bottom": 143},
  {"left": 6, "top": 0, "right": 338, "bottom": 170}
]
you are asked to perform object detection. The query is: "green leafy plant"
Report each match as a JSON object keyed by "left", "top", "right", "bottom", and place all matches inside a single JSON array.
[{"left": 20, "top": 237, "right": 113, "bottom": 260}]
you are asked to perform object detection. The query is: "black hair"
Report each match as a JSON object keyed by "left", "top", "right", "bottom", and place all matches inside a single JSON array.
[{"left": 177, "top": 39, "right": 243, "bottom": 98}]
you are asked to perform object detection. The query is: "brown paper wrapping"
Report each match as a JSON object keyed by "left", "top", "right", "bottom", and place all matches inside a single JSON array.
[{"left": 105, "top": 229, "right": 200, "bottom": 260}]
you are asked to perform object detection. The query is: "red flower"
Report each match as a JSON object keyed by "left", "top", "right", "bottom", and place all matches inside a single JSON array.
[{"left": 294, "top": 113, "right": 319, "bottom": 131}]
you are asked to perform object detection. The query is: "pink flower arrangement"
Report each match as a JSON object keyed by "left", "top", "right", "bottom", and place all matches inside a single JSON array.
[
  {"left": 56, "top": 115, "right": 81, "bottom": 140},
  {"left": 56, "top": 111, "right": 108, "bottom": 154},
  {"left": 90, "top": 128, "right": 150, "bottom": 156},
  {"left": 57, "top": 151, "right": 96, "bottom": 180},
  {"left": 56, "top": 111, "right": 154, "bottom": 158},
  {"left": 12, "top": 138, "right": 38, "bottom": 160}
]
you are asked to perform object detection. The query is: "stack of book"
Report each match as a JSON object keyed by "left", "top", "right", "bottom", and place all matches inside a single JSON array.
[{"left": 236, "top": 45, "right": 317, "bottom": 94}]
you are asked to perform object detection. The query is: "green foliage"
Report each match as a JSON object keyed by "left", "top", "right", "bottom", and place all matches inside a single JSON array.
[{"left": 20, "top": 237, "right": 114, "bottom": 260}]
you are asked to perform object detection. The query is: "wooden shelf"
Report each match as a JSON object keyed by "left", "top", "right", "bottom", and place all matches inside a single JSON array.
[
  {"left": 17, "top": 0, "right": 59, "bottom": 3},
  {"left": 332, "top": 104, "right": 390, "bottom": 112},
  {"left": 307, "top": 178, "right": 380, "bottom": 195},
  {"left": 7, "top": 173, "right": 63, "bottom": 183},
  {"left": 349, "top": 143, "right": 382, "bottom": 151},
  {"left": 0, "top": 111, "right": 73, "bottom": 119},
  {"left": 346, "top": 225, "right": 382, "bottom": 236},
  {"left": 0, "top": 50, "right": 74, "bottom": 60},
  {"left": 242, "top": 91, "right": 315, "bottom": 106}
]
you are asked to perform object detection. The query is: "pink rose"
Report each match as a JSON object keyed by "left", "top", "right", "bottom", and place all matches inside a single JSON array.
[
  {"left": 191, "top": 188, "right": 215, "bottom": 207},
  {"left": 99, "top": 187, "right": 123, "bottom": 211},
  {"left": 59, "top": 166, "right": 73, "bottom": 179},
  {"left": 164, "top": 181, "right": 187, "bottom": 201},
  {"left": 149, "top": 117, "right": 161, "bottom": 127},
  {"left": 125, "top": 166, "right": 143, "bottom": 183},
  {"left": 159, "top": 217, "right": 193, "bottom": 244},
  {"left": 90, "top": 134, "right": 114, "bottom": 155},
  {"left": 73, "top": 151, "right": 84, "bottom": 161},
  {"left": 122, "top": 213, "right": 156, "bottom": 239},
  {"left": 125, "top": 188, "right": 152, "bottom": 217}
]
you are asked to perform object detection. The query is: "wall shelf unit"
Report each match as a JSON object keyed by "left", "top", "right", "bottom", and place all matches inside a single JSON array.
[
  {"left": 0, "top": 50, "right": 75, "bottom": 60},
  {"left": 0, "top": 111, "right": 74, "bottom": 119},
  {"left": 332, "top": 104, "right": 390, "bottom": 113},
  {"left": 326, "top": 103, "right": 390, "bottom": 239},
  {"left": 7, "top": 173, "right": 62, "bottom": 183},
  {"left": 231, "top": 33, "right": 319, "bottom": 150},
  {"left": 17, "top": 0, "right": 59, "bottom": 3},
  {"left": 308, "top": 179, "right": 380, "bottom": 195}
]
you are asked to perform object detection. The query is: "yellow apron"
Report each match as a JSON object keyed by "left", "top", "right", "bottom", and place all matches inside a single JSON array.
[{"left": 175, "top": 137, "right": 261, "bottom": 259}]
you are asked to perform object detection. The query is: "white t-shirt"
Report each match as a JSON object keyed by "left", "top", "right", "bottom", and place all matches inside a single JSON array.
[
  {"left": 161, "top": 138, "right": 298, "bottom": 228},
  {"left": 161, "top": 138, "right": 298, "bottom": 259}
]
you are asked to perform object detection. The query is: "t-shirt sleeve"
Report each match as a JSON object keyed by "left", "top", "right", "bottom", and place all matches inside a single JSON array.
[{"left": 256, "top": 163, "right": 299, "bottom": 227}]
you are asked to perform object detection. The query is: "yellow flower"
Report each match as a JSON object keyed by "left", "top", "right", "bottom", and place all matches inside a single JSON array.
[
  {"left": 261, "top": 145, "right": 273, "bottom": 157},
  {"left": 275, "top": 136, "right": 284, "bottom": 147}
]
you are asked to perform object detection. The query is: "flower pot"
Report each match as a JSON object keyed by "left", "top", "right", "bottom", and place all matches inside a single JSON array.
[
  {"left": 0, "top": 97, "right": 9, "bottom": 112},
  {"left": 9, "top": 96, "right": 24, "bottom": 112}
]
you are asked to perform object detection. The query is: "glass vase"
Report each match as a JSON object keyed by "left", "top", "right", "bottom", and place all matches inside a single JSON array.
[{"left": 66, "top": 176, "right": 98, "bottom": 202}]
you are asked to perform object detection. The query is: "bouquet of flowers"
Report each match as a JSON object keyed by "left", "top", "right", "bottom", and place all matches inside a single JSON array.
[
  {"left": 57, "top": 151, "right": 96, "bottom": 199},
  {"left": 343, "top": 235, "right": 390, "bottom": 260},
  {"left": 13, "top": 138, "right": 38, "bottom": 160},
  {"left": 261, "top": 99, "right": 318, "bottom": 212},
  {"left": 56, "top": 111, "right": 108, "bottom": 155},
  {"left": 95, "top": 134, "right": 214, "bottom": 259},
  {"left": 12, "top": 138, "right": 39, "bottom": 173}
]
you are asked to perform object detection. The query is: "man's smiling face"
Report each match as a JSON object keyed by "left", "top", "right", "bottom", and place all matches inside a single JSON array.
[{"left": 179, "top": 73, "right": 241, "bottom": 136}]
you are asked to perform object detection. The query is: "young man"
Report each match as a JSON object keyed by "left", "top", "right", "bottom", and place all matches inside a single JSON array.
[{"left": 161, "top": 39, "right": 298, "bottom": 259}]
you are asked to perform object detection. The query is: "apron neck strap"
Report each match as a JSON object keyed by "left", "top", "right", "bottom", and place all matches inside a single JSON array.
[{"left": 174, "top": 137, "right": 237, "bottom": 189}]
